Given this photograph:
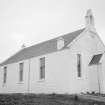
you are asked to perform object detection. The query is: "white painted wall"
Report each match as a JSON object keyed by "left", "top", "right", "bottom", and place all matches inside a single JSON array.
[
  {"left": 0, "top": 60, "right": 29, "bottom": 93},
  {"left": 27, "top": 29, "right": 105, "bottom": 94},
  {"left": 0, "top": 28, "right": 105, "bottom": 94},
  {"left": 89, "top": 65, "right": 99, "bottom": 93},
  {"left": 99, "top": 54, "right": 105, "bottom": 93}
]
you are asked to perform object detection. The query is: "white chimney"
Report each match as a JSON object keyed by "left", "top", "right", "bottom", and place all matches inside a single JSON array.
[{"left": 57, "top": 37, "right": 64, "bottom": 50}]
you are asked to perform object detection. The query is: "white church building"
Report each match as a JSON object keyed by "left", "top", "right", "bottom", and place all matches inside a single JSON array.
[{"left": 0, "top": 10, "right": 105, "bottom": 94}]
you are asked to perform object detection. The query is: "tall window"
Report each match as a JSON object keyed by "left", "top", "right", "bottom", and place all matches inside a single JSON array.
[
  {"left": 3, "top": 66, "right": 7, "bottom": 84},
  {"left": 19, "top": 63, "right": 24, "bottom": 82},
  {"left": 40, "top": 57, "right": 45, "bottom": 80},
  {"left": 77, "top": 54, "right": 81, "bottom": 77}
]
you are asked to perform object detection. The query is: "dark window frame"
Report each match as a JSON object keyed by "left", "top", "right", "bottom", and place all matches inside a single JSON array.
[
  {"left": 40, "top": 57, "right": 45, "bottom": 80},
  {"left": 19, "top": 62, "right": 24, "bottom": 82},
  {"left": 3, "top": 66, "right": 7, "bottom": 84},
  {"left": 77, "top": 54, "right": 81, "bottom": 77}
]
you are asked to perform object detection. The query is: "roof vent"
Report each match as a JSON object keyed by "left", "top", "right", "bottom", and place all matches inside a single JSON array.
[{"left": 57, "top": 37, "right": 64, "bottom": 50}]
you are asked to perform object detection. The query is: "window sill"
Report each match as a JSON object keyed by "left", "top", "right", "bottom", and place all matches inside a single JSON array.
[
  {"left": 38, "top": 79, "right": 45, "bottom": 82},
  {"left": 2, "top": 83, "right": 6, "bottom": 87},
  {"left": 77, "top": 77, "right": 83, "bottom": 80},
  {"left": 17, "top": 82, "right": 24, "bottom": 84}
]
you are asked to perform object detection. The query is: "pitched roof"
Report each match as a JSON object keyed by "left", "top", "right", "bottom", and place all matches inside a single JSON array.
[
  {"left": 0, "top": 28, "right": 85, "bottom": 66},
  {"left": 89, "top": 54, "right": 103, "bottom": 65}
]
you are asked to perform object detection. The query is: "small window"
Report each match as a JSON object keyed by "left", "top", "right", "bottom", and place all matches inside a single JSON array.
[
  {"left": 19, "top": 63, "right": 24, "bottom": 82},
  {"left": 40, "top": 57, "right": 45, "bottom": 80},
  {"left": 3, "top": 66, "right": 7, "bottom": 84},
  {"left": 77, "top": 54, "right": 81, "bottom": 77}
]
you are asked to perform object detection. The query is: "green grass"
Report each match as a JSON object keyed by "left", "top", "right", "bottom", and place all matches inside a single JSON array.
[{"left": 0, "top": 94, "right": 104, "bottom": 105}]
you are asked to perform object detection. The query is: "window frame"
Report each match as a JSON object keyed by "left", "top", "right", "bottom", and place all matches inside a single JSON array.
[
  {"left": 77, "top": 54, "right": 82, "bottom": 78},
  {"left": 19, "top": 62, "right": 24, "bottom": 82},
  {"left": 39, "top": 57, "right": 45, "bottom": 80},
  {"left": 3, "top": 66, "right": 7, "bottom": 84}
]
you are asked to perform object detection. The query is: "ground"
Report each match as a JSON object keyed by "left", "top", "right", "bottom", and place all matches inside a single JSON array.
[{"left": 0, "top": 94, "right": 104, "bottom": 105}]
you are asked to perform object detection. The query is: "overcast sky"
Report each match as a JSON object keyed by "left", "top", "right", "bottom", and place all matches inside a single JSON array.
[{"left": 0, "top": 0, "right": 105, "bottom": 62}]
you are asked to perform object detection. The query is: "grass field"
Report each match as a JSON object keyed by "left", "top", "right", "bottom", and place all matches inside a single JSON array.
[{"left": 0, "top": 94, "right": 104, "bottom": 105}]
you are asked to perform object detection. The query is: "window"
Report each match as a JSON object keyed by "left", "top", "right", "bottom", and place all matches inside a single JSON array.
[
  {"left": 3, "top": 66, "right": 7, "bottom": 84},
  {"left": 19, "top": 63, "right": 24, "bottom": 82},
  {"left": 40, "top": 57, "right": 45, "bottom": 80},
  {"left": 77, "top": 54, "right": 81, "bottom": 77}
]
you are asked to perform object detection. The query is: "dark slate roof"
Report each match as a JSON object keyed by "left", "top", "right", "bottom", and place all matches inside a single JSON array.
[
  {"left": 0, "top": 28, "right": 85, "bottom": 66},
  {"left": 89, "top": 54, "right": 103, "bottom": 65}
]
